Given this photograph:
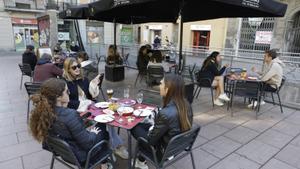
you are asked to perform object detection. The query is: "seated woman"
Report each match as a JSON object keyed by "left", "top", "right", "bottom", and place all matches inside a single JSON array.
[
  {"left": 77, "top": 51, "right": 99, "bottom": 82},
  {"left": 29, "top": 78, "right": 111, "bottom": 169},
  {"left": 63, "top": 58, "right": 128, "bottom": 159},
  {"left": 131, "top": 74, "right": 193, "bottom": 169},
  {"left": 136, "top": 45, "right": 150, "bottom": 75},
  {"left": 106, "top": 45, "right": 123, "bottom": 65},
  {"left": 33, "top": 53, "right": 63, "bottom": 83},
  {"left": 197, "top": 51, "right": 230, "bottom": 106}
]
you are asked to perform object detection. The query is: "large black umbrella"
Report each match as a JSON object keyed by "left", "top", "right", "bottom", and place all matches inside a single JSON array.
[{"left": 88, "top": 0, "right": 287, "bottom": 70}]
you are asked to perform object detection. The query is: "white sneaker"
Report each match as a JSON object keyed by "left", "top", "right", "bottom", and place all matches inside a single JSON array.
[
  {"left": 214, "top": 99, "right": 224, "bottom": 106},
  {"left": 260, "top": 100, "right": 266, "bottom": 105},
  {"left": 114, "top": 146, "right": 128, "bottom": 159},
  {"left": 218, "top": 94, "right": 230, "bottom": 102},
  {"left": 132, "top": 159, "right": 149, "bottom": 169},
  {"left": 247, "top": 101, "right": 254, "bottom": 108},
  {"left": 248, "top": 100, "right": 265, "bottom": 108}
]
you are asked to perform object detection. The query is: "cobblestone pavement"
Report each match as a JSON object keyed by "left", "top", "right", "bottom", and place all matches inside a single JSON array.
[{"left": 0, "top": 54, "right": 300, "bottom": 169}]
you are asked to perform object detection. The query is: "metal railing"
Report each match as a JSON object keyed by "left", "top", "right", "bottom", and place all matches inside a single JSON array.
[{"left": 3, "top": 0, "right": 78, "bottom": 11}]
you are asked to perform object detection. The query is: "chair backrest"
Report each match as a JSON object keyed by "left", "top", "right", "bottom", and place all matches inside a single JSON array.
[
  {"left": 161, "top": 126, "right": 200, "bottom": 162},
  {"left": 47, "top": 136, "right": 82, "bottom": 168},
  {"left": 124, "top": 53, "right": 129, "bottom": 60},
  {"left": 24, "top": 82, "right": 42, "bottom": 96},
  {"left": 148, "top": 65, "right": 164, "bottom": 77},
  {"left": 278, "top": 76, "right": 286, "bottom": 91},
  {"left": 98, "top": 73, "right": 104, "bottom": 88},
  {"left": 234, "top": 80, "right": 262, "bottom": 97},
  {"left": 185, "top": 83, "right": 195, "bottom": 104},
  {"left": 19, "top": 63, "right": 32, "bottom": 76}
]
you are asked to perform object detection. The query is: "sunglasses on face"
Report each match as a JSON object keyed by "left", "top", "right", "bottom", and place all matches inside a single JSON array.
[{"left": 70, "top": 64, "right": 81, "bottom": 70}]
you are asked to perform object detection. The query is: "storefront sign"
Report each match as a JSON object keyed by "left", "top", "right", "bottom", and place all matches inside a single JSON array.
[
  {"left": 190, "top": 25, "right": 211, "bottom": 31},
  {"left": 121, "top": 27, "right": 133, "bottom": 45},
  {"left": 11, "top": 18, "right": 37, "bottom": 25},
  {"left": 58, "top": 32, "right": 70, "bottom": 41},
  {"left": 255, "top": 31, "right": 273, "bottom": 44},
  {"left": 242, "top": 0, "right": 260, "bottom": 8},
  {"left": 148, "top": 25, "right": 162, "bottom": 30}
]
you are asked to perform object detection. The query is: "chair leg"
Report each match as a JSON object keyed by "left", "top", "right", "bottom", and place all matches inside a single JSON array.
[
  {"left": 277, "top": 92, "right": 284, "bottom": 113},
  {"left": 50, "top": 154, "right": 55, "bottom": 169},
  {"left": 27, "top": 99, "right": 30, "bottom": 123},
  {"left": 134, "top": 73, "right": 140, "bottom": 87},
  {"left": 271, "top": 93, "right": 275, "bottom": 105},
  {"left": 20, "top": 75, "right": 23, "bottom": 89},
  {"left": 196, "top": 87, "right": 201, "bottom": 99},
  {"left": 109, "top": 153, "right": 116, "bottom": 169},
  {"left": 190, "top": 152, "right": 196, "bottom": 169},
  {"left": 210, "top": 88, "right": 214, "bottom": 107},
  {"left": 100, "top": 88, "right": 106, "bottom": 101},
  {"left": 243, "top": 97, "right": 246, "bottom": 104}
]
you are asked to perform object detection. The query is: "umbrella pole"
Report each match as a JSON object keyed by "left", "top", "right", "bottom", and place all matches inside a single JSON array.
[
  {"left": 113, "top": 19, "right": 117, "bottom": 48},
  {"left": 178, "top": 16, "right": 183, "bottom": 73}
]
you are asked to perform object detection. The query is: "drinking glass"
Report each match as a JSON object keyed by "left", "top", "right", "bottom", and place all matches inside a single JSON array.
[
  {"left": 136, "top": 92, "right": 143, "bottom": 104},
  {"left": 106, "top": 89, "right": 114, "bottom": 101},
  {"left": 124, "top": 86, "right": 130, "bottom": 99}
]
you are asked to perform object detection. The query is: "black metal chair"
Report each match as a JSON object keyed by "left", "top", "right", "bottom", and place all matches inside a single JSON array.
[
  {"left": 133, "top": 126, "right": 201, "bottom": 169},
  {"left": 122, "top": 53, "right": 130, "bottom": 67},
  {"left": 134, "top": 71, "right": 147, "bottom": 87},
  {"left": 24, "top": 82, "right": 42, "bottom": 123},
  {"left": 19, "top": 63, "right": 33, "bottom": 89},
  {"left": 194, "top": 77, "right": 215, "bottom": 107},
  {"left": 147, "top": 65, "right": 164, "bottom": 87},
  {"left": 264, "top": 76, "right": 286, "bottom": 113},
  {"left": 229, "top": 80, "right": 263, "bottom": 119},
  {"left": 98, "top": 73, "right": 106, "bottom": 101},
  {"left": 47, "top": 136, "right": 114, "bottom": 169}
]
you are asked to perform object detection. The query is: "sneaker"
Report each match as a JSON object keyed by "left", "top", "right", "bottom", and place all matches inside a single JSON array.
[
  {"left": 132, "top": 159, "right": 149, "bottom": 169},
  {"left": 101, "top": 163, "right": 113, "bottom": 169},
  {"left": 218, "top": 93, "right": 230, "bottom": 102},
  {"left": 114, "top": 146, "right": 128, "bottom": 159},
  {"left": 260, "top": 100, "right": 266, "bottom": 105},
  {"left": 214, "top": 99, "right": 224, "bottom": 106},
  {"left": 247, "top": 101, "right": 254, "bottom": 108},
  {"left": 248, "top": 100, "right": 265, "bottom": 109}
]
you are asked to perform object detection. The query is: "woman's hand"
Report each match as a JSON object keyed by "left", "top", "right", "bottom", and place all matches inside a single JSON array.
[
  {"left": 91, "top": 127, "right": 101, "bottom": 134},
  {"left": 224, "top": 63, "right": 230, "bottom": 68}
]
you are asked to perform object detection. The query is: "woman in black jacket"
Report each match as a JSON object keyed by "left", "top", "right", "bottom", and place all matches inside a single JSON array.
[
  {"left": 136, "top": 45, "right": 150, "bottom": 74},
  {"left": 29, "top": 78, "right": 111, "bottom": 168},
  {"left": 131, "top": 74, "right": 193, "bottom": 169},
  {"left": 197, "top": 51, "right": 230, "bottom": 106}
]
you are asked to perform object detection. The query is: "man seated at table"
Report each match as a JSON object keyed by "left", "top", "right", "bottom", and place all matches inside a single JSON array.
[{"left": 251, "top": 49, "right": 285, "bottom": 107}]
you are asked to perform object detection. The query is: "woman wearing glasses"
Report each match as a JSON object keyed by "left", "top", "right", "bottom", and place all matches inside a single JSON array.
[{"left": 63, "top": 57, "right": 129, "bottom": 160}]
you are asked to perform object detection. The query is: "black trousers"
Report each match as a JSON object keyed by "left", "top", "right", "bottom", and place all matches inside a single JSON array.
[{"left": 263, "top": 83, "right": 277, "bottom": 92}]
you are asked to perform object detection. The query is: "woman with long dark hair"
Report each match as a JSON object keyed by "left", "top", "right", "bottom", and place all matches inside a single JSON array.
[
  {"left": 197, "top": 51, "right": 230, "bottom": 106},
  {"left": 136, "top": 45, "right": 150, "bottom": 74},
  {"left": 29, "top": 78, "right": 111, "bottom": 169},
  {"left": 131, "top": 74, "right": 193, "bottom": 169}
]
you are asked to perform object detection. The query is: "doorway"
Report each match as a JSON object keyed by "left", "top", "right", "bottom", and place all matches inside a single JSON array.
[{"left": 192, "top": 31, "right": 210, "bottom": 48}]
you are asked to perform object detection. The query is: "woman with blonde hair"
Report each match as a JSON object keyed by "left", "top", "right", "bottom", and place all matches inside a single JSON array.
[
  {"left": 29, "top": 78, "right": 111, "bottom": 169},
  {"left": 63, "top": 57, "right": 129, "bottom": 159}
]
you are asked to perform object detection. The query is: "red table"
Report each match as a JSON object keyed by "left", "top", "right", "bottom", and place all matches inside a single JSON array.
[{"left": 81, "top": 101, "right": 156, "bottom": 169}]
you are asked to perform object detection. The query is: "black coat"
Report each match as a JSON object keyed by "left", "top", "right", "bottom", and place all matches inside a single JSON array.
[
  {"left": 47, "top": 107, "right": 108, "bottom": 164},
  {"left": 148, "top": 101, "right": 193, "bottom": 148},
  {"left": 197, "top": 60, "right": 226, "bottom": 83},
  {"left": 136, "top": 54, "right": 149, "bottom": 74},
  {"left": 22, "top": 51, "right": 37, "bottom": 71},
  {"left": 65, "top": 78, "right": 93, "bottom": 109}
]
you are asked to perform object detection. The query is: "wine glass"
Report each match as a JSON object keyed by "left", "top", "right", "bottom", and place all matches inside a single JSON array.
[
  {"left": 124, "top": 86, "right": 130, "bottom": 99},
  {"left": 106, "top": 89, "right": 114, "bottom": 102},
  {"left": 136, "top": 92, "right": 143, "bottom": 108}
]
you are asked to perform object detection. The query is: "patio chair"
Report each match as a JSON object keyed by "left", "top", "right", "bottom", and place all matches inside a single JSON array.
[
  {"left": 147, "top": 65, "right": 164, "bottom": 87},
  {"left": 19, "top": 63, "right": 33, "bottom": 89},
  {"left": 132, "top": 125, "right": 201, "bottom": 169},
  {"left": 229, "top": 80, "right": 263, "bottom": 119},
  {"left": 95, "top": 53, "right": 106, "bottom": 65},
  {"left": 264, "top": 76, "right": 286, "bottom": 113},
  {"left": 193, "top": 77, "right": 215, "bottom": 107},
  {"left": 134, "top": 71, "right": 147, "bottom": 87},
  {"left": 122, "top": 53, "right": 130, "bottom": 67},
  {"left": 47, "top": 136, "right": 114, "bottom": 169},
  {"left": 98, "top": 73, "right": 106, "bottom": 101},
  {"left": 24, "top": 82, "right": 42, "bottom": 123}
]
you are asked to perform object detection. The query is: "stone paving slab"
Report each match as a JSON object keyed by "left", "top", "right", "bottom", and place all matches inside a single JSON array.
[{"left": 0, "top": 55, "right": 300, "bottom": 169}]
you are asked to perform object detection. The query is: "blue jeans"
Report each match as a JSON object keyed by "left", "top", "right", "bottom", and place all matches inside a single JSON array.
[{"left": 107, "top": 126, "right": 124, "bottom": 150}]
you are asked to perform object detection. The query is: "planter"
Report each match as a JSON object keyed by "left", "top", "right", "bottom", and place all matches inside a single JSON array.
[{"left": 105, "top": 65, "right": 125, "bottom": 82}]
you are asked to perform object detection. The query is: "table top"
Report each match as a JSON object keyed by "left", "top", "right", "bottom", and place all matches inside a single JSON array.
[{"left": 81, "top": 101, "right": 156, "bottom": 130}]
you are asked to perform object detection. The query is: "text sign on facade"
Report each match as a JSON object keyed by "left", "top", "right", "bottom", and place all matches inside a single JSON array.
[
  {"left": 190, "top": 25, "right": 211, "bottom": 31},
  {"left": 58, "top": 32, "right": 70, "bottom": 41},
  {"left": 255, "top": 31, "right": 273, "bottom": 44},
  {"left": 148, "top": 25, "right": 162, "bottom": 30}
]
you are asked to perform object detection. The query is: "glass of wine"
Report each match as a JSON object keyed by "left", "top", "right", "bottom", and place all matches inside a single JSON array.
[
  {"left": 124, "top": 86, "right": 130, "bottom": 99},
  {"left": 136, "top": 92, "right": 143, "bottom": 108},
  {"left": 106, "top": 89, "right": 114, "bottom": 102}
]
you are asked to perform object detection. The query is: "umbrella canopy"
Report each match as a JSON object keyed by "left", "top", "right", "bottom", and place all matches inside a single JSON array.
[
  {"left": 182, "top": 0, "right": 288, "bottom": 22},
  {"left": 88, "top": 0, "right": 181, "bottom": 24},
  {"left": 59, "top": 4, "right": 93, "bottom": 20}
]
